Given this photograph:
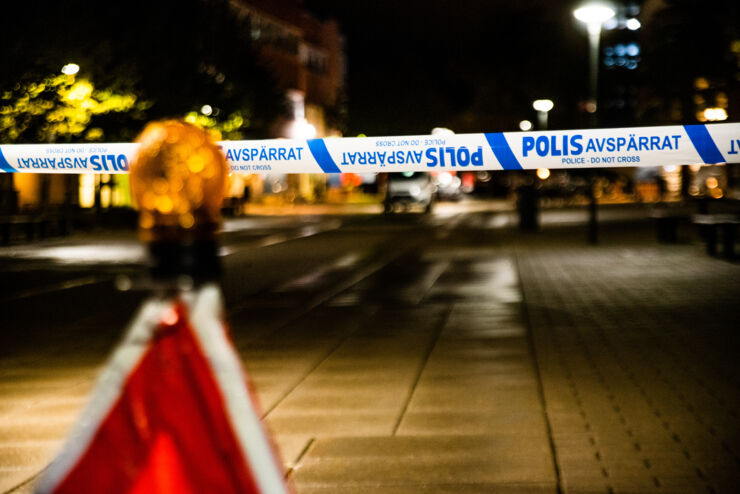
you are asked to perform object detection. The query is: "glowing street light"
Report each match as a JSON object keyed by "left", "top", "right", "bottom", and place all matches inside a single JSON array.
[
  {"left": 532, "top": 99, "right": 554, "bottom": 112},
  {"left": 61, "top": 63, "right": 80, "bottom": 76},
  {"left": 431, "top": 127, "right": 455, "bottom": 136},
  {"left": 573, "top": 4, "right": 615, "bottom": 26},
  {"left": 532, "top": 99, "right": 554, "bottom": 130},
  {"left": 626, "top": 18, "right": 641, "bottom": 30},
  {"left": 286, "top": 118, "right": 317, "bottom": 139},
  {"left": 573, "top": 3, "right": 615, "bottom": 114},
  {"left": 703, "top": 108, "right": 728, "bottom": 122},
  {"left": 574, "top": 3, "right": 614, "bottom": 245},
  {"left": 532, "top": 99, "right": 555, "bottom": 112},
  {"left": 519, "top": 120, "right": 533, "bottom": 131}
]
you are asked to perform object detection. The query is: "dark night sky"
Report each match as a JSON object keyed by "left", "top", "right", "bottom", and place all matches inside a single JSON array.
[
  {"left": 6, "top": 0, "right": 735, "bottom": 139},
  {"left": 304, "top": 0, "right": 591, "bottom": 136}
]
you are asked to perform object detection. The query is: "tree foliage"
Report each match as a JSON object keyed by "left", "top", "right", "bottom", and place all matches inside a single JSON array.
[
  {"left": 1, "top": 0, "right": 284, "bottom": 143},
  {"left": 1, "top": 74, "right": 143, "bottom": 143}
]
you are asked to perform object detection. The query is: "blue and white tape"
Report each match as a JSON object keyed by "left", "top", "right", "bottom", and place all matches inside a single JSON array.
[{"left": 1, "top": 123, "right": 738, "bottom": 174}]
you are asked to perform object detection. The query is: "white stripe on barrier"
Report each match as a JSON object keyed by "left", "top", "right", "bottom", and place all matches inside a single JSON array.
[
  {"left": 189, "top": 285, "right": 289, "bottom": 494},
  {"left": 1, "top": 123, "right": 738, "bottom": 174},
  {"left": 35, "top": 299, "right": 166, "bottom": 493}
]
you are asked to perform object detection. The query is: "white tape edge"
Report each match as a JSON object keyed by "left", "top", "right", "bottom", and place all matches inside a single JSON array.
[
  {"left": 35, "top": 299, "right": 168, "bottom": 493},
  {"left": 2, "top": 122, "right": 739, "bottom": 176}
]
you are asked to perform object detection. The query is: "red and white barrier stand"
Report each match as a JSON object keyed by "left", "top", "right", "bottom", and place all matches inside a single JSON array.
[{"left": 35, "top": 121, "right": 292, "bottom": 494}]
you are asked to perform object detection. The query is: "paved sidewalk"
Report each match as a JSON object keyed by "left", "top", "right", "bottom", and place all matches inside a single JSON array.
[
  {"left": 230, "top": 247, "right": 557, "bottom": 493},
  {"left": 2, "top": 216, "right": 739, "bottom": 493},
  {"left": 516, "top": 226, "right": 740, "bottom": 493}
]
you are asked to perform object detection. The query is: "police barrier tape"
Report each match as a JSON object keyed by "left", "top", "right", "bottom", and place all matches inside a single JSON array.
[{"left": 1, "top": 123, "right": 738, "bottom": 175}]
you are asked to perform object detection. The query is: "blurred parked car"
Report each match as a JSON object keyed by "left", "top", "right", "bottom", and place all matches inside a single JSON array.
[{"left": 384, "top": 172, "right": 435, "bottom": 213}]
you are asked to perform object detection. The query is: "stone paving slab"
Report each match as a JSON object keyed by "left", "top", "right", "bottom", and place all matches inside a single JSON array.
[
  {"left": 293, "top": 435, "right": 555, "bottom": 490},
  {"left": 296, "top": 484, "right": 556, "bottom": 494},
  {"left": 278, "top": 252, "right": 557, "bottom": 492},
  {"left": 517, "top": 229, "right": 740, "bottom": 494}
]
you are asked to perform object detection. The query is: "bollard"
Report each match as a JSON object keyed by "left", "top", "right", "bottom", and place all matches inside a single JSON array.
[
  {"left": 35, "top": 121, "right": 291, "bottom": 494},
  {"left": 517, "top": 180, "right": 539, "bottom": 232}
]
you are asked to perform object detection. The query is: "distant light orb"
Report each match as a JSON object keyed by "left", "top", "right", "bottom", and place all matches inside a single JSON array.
[
  {"left": 710, "top": 187, "right": 724, "bottom": 199},
  {"left": 477, "top": 171, "right": 491, "bottom": 182},
  {"left": 573, "top": 4, "right": 616, "bottom": 25},
  {"left": 602, "top": 17, "right": 618, "bottom": 30},
  {"left": 287, "top": 118, "right": 317, "bottom": 139},
  {"left": 532, "top": 99, "right": 554, "bottom": 112},
  {"left": 61, "top": 63, "right": 80, "bottom": 75},
  {"left": 703, "top": 108, "right": 728, "bottom": 122},
  {"left": 536, "top": 168, "right": 551, "bottom": 180},
  {"left": 200, "top": 104, "right": 213, "bottom": 116},
  {"left": 694, "top": 78, "right": 710, "bottom": 90},
  {"left": 626, "top": 43, "right": 640, "bottom": 56},
  {"left": 626, "top": 18, "right": 641, "bottom": 30},
  {"left": 437, "top": 172, "right": 454, "bottom": 186},
  {"left": 431, "top": 127, "right": 455, "bottom": 136},
  {"left": 519, "top": 120, "right": 533, "bottom": 131}
]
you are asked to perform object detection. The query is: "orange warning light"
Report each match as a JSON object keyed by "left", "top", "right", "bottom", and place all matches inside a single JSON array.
[{"left": 130, "top": 121, "right": 228, "bottom": 242}]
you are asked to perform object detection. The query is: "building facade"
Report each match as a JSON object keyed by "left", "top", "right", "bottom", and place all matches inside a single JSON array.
[
  {"left": 0, "top": 0, "right": 346, "bottom": 218},
  {"left": 229, "top": 0, "right": 346, "bottom": 204}
]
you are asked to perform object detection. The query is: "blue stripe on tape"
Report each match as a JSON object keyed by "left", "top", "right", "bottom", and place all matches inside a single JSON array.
[
  {"left": 684, "top": 125, "right": 725, "bottom": 164},
  {"left": 0, "top": 147, "right": 17, "bottom": 173},
  {"left": 484, "top": 133, "right": 522, "bottom": 170},
  {"left": 307, "top": 139, "right": 341, "bottom": 173}
]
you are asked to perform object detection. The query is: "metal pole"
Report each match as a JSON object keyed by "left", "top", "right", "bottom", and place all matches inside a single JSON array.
[
  {"left": 587, "top": 22, "right": 600, "bottom": 244},
  {"left": 537, "top": 111, "right": 548, "bottom": 131},
  {"left": 587, "top": 23, "right": 601, "bottom": 112}
]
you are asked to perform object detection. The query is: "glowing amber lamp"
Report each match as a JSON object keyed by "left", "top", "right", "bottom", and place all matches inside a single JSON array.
[{"left": 130, "top": 120, "right": 228, "bottom": 242}]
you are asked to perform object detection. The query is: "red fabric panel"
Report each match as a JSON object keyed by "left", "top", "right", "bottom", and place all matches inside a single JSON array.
[{"left": 53, "top": 302, "right": 262, "bottom": 493}]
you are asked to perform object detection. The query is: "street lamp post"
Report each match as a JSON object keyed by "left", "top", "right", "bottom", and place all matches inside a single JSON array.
[
  {"left": 519, "top": 100, "right": 553, "bottom": 233},
  {"left": 573, "top": 4, "right": 615, "bottom": 115},
  {"left": 60, "top": 63, "right": 81, "bottom": 213},
  {"left": 61, "top": 63, "right": 80, "bottom": 76},
  {"left": 574, "top": 4, "right": 614, "bottom": 244},
  {"left": 532, "top": 99, "right": 554, "bottom": 130}
]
